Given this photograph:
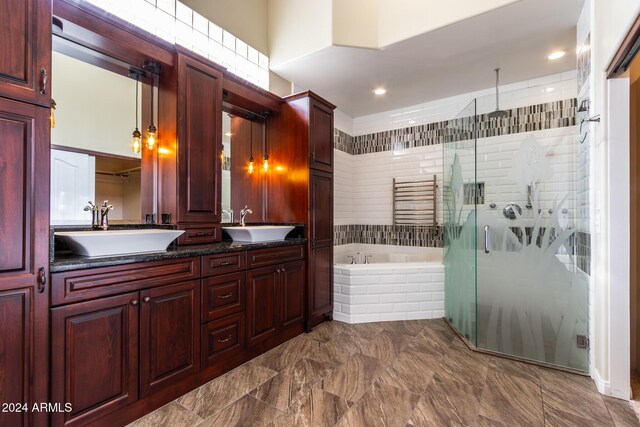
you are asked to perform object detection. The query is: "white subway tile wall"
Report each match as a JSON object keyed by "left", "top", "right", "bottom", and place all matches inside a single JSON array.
[{"left": 84, "top": 0, "right": 270, "bottom": 89}]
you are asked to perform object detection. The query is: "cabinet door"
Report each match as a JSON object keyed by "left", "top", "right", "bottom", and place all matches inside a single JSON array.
[
  {"left": 280, "top": 260, "right": 305, "bottom": 329},
  {"left": 0, "top": 0, "right": 51, "bottom": 106},
  {"left": 0, "top": 99, "right": 50, "bottom": 427},
  {"left": 309, "top": 99, "right": 333, "bottom": 172},
  {"left": 177, "top": 53, "right": 222, "bottom": 226},
  {"left": 140, "top": 280, "right": 200, "bottom": 397},
  {"left": 51, "top": 293, "right": 139, "bottom": 427},
  {"left": 310, "top": 170, "right": 333, "bottom": 247},
  {"left": 202, "top": 272, "right": 245, "bottom": 322},
  {"left": 246, "top": 266, "right": 279, "bottom": 347},
  {"left": 310, "top": 246, "right": 333, "bottom": 319}
]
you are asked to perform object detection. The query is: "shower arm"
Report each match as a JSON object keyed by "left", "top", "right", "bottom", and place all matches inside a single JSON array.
[{"left": 495, "top": 68, "right": 500, "bottom": 111}]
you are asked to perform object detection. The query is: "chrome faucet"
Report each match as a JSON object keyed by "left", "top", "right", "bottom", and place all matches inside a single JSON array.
[
  {"left": 84, "top": 201, "right": 100, "bottom": 229},
  {"left": 99, "top": 201, "right": 114, "bottom": 230},
  {"left": 223, "top": 208, "right": 234, "bottom": 223},
  {"left": 240, "top": 206, "right": 253, "bottom": 227}
]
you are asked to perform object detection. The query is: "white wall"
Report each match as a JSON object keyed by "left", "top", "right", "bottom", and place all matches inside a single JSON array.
[{"left": 52, "top": 52, "right": 141, "bottom": 159}]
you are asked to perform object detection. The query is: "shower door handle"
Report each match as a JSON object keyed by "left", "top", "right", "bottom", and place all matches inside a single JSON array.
[{"left": 484, "top": 225, "right": 491, "bottom": 254}]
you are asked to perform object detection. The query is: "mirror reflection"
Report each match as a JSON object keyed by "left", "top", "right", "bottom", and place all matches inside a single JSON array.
[
  {"left": 50, "top": 48, "right": 148, "bottom": 225},
  {"left": 221, "top": 111, "right": 266, "bottom": 223}
]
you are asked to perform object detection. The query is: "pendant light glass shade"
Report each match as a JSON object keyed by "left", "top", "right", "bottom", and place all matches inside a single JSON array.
[{"left": 146, "top": 80, "right": 157, "bottom": 150}]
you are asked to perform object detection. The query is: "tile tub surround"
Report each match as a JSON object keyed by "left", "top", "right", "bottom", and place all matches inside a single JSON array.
[
  {"left": 333, "top": 250, "right": 445, "bottom": 324},
  {"left": 128, "top": 319, "right": 637, "bottom": 427}
]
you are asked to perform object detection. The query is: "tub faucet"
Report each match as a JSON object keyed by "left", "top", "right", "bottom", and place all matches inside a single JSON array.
[
  {"left": 347, "top": 255, "right": 356, "bottom": 264},
  {"left": 99, "top": 201, "right": 114, "bottom": 230},
  {"left": 363, "top": 255, "right": 372, "bottom": 264},
  {"left": 240, "top": 206, "right": 253, "bottom": 226},
  {"left": 84, "top": 201, "right": 100, "bottom": 229}
]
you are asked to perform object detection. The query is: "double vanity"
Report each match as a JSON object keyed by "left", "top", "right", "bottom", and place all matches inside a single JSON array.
[{"left": 0, "top": 0, "right": 334, "bottom": 426}]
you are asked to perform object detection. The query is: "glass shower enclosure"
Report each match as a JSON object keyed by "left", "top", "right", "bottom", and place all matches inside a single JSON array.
[{"left": 444, "top": 97, "right": 589, "bottom": 372}]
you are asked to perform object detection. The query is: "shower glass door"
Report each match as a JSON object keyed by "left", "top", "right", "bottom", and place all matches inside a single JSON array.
[
  {"left": 444, "top": 100, "right": 478, "bottom": 345},
  {"left": 475, "top": 101, "right": 589, "bottom": 372}
]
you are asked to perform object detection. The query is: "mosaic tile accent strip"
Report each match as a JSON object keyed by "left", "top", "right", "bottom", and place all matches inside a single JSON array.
[
  {"left": 334, "top": 99, "right": 577, "bottom": 155},
  {"left": 576, "top": 230, "right": 591, "bottom": 276},
  {"left": 334, "top": 128, "right": 355, "bottom": 155},
  {"left": 334, "top": 224, "right": 443, "bottom": 247}
]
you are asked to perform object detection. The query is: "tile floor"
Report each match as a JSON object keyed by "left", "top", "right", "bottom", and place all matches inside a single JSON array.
[{"left": 128, "top": 319, "right": 640, "bottom": 427}]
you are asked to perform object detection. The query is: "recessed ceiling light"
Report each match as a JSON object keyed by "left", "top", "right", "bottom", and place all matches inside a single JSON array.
[
  {"left": 545, "top": 87, "right": 555, "bottom": 92},
  {"left": 547, "top": 50, "right": 566, "bottom": 60},
  {"left": 408, "top": 120, "right": 416, "bottom": 124},
  {"left": 373, "top": 88, "right": 386, "bottom": 95}
]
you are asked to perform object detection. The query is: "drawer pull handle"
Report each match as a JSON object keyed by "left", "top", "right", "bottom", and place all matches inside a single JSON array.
[
  {"left": 143, "top": 296, "right": 151, "bottom": 303},
  {"left": 40, "top": 68, "right": 47, "bottom": 95},
  {"left": 219, "top": 261, "right": 234, "bottom": 266},
  {"left": 218, "top": 293, "right": 233, "bottom": 299},
  {"left": 37, "top": 267, "right": 46, "bottom": 293},
  {"left": 217, "top": 335, "right": 233, "bottom": 343},
  {"left": 187, "top": 231, "right": 214, "bottom": 238}
]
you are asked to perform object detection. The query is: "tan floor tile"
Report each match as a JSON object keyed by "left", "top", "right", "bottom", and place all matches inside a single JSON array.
[
  {"left": 253, "top": 335, "right": 321, "bottom": 372},
  {"left": 251, "top": 357, "right": 334, "bottom": 410},
  {"left": 269, "top": 388, "right": 349, "bottom": 427},
  {"left": 305, "top": 320, "right": 351, "bottom": 343},
  {"left": 336, "top": 381, "right": 420, "bottom": 427},
  {"left": 604, "top": 396, "right": 640, "bottom": 427},
  {"left": 177, "top": 362, "right": 277, "bottom": 419},
  {"left": 478, "top": 370, "right": 544, "bottom": 426},
  {"left": 308, "top": 332, "right": 370, "bottom": 367},
  {"left": 198, "top": 395, "right": 282, "bottom": 427},
  {"left": 321, "top": 353, "right": 387, "bottom": 405},
  {"left": 360, "top": 330, "right": 414, "bottom": 364},
  {"left": 126, "top": 402, "right": 202, "bottom": 427}
]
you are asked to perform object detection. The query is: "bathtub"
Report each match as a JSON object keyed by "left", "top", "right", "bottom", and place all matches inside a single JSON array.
[{"left": 333, "top": 244, "right": 445, "bottom": 324}]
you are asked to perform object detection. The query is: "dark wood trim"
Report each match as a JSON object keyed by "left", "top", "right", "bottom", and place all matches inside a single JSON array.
[
  {"left": 53, "top": 0, "right": 175, "bottom": 68},
  {"left": 607, "top": 12, "right": 640, "bottom": 77},
  {"left": 283, "top": 90, "right": 336, "bottom": 110},
  {"left": 222, "top": 71, "right": 282, "bottom": 114}
]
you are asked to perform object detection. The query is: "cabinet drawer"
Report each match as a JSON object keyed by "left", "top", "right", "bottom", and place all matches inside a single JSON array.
[
  {"left": 247, "top": 245, "right": 304, "bottom": 269},
  {"left": 201, "top": 313, "right": 245, "bottom": 368},
  {"left": 178, "top": 224, "right": 221, "bottom": 245},
  {"left": 202, "top": 272, "right": 246, "bottom": 322},
  {"left": 202, "top": 252, "right": 246, "bottom": 277},
  {"left": 51, "top": 257, "right": 200, "bottom": 306}
]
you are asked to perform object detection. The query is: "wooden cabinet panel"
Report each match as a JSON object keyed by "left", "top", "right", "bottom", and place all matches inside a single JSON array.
[
  {"left": 0, "top": 98, "right": 49, "bottom": 427},
  {"left": 202, "top": 251, "right": 246, "bottom": 277},
  {"left": 0, "top": 0, "right": 51, "bottom": 106},
  {"left": 51, "top": 257, "right": 200, "bottom": 306},
  {"left": 201, "top": 312, "right": 245, "bottom": 369},
  {"left": 280, "top": 260, "right": 305, "bottom": 328},
  {"left": 247, "top": 245, "right": 304, "bottom": 269},
  {"left": 177, "top": 53, "right": 222, "bottom": 225},
  {"left": 201, "top": 272, "right": 245, "bottom": 322},
  {"left": 310, "top": 246, "right": 333, "bottom": 318},
  {"left": 0, "top": 288, "right": 31, "bottom": 427},
  {"left": 140, "top": 281, "right": 200, "bottom": 397},
  {"left": 309, "top": 100, "right": 334, "bottom": 172},
  {"left": 178, "top": 224, "right": 221, "bottom": 245},
  {"left": 246, "top": 266, "right": 279, "bottom": 347},
  {"left": 310, "top": 170, "right": 333, "bottom": 246},
  {"left": 51, "top": 293, "right": 139, "bottom": 427}
]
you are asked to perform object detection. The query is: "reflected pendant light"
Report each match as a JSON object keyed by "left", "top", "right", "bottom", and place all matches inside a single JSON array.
[
  {"left": 262, "top": 123, "right": 269, "bottom": 172},
  {"left": 131, "top": 74, "right": 142, "bottom": 154},
  {"left": 248, "top": 129, "right": 254, "bottom": 174},
  {"left": 146, "top": 76, "right": 157, "bottom": 150},
  {"left": 50, "top": 99, "right": 56, "bottom": 129}
]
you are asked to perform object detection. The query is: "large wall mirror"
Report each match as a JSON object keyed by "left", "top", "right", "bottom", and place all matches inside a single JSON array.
[
  {"left": 221, "top": 108, "right": 266, "bottom": 223},
  {"left": 51, "top": 34, "right": 156, "bottom": 225}
]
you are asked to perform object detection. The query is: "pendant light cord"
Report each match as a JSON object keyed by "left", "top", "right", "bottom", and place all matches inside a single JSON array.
[{"left": 135, "top": 76, "right": 139, "bottom": 129}]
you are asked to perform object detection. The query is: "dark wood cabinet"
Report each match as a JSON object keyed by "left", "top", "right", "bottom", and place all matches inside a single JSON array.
[
  {"left": 177, "top": 52, "right": 222, "bottom": 226},
  {"left": 202, "top": 272, "right": 246, "bottom": 322},
  {"left": 310, "top": 170, "right": 334, "bottom": 247},
  {"left": 0, "top": 0, "right": 51, "bottom": 106},
  {"left": 309, "top": 170, "right": 333, "bottom": 322},
  {"left": 51, "top": 292, "right": 140, "bottom": 427},
  {"left": 309, "top": 98, "right": 334, "bottom": 172},
  {"left": 201, "top": 312, "right": 245, "bottom": 369},
  {"left": 247, "top": 255, "right": 306, "bottom": 347},
  {"left": 246, "top": 265, "right": 279, "bottom": 347},
  {"left": 0, "top": 97, "right": 50, "bottom": 427},
  {"left": 140, "top": 281, "right": 200, "bottom": 397},
  {"left": 280, "top": 260, "right": 306, "bottom": 328},
  {"left": 309, "top": 246, "right": 333, "bottom": 319}
]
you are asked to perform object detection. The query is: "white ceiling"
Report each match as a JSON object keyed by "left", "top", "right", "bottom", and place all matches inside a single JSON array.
[{"left": 271, "top": 0, "right": 584, "bottom": 117}]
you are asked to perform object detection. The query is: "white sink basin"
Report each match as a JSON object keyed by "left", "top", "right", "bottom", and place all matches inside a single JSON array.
[
  {"left": 56, "top": 229, "right": 184, "bottom": 257},
  {"left": 222, "top": 226, "right": 295, "bottom": 243}
]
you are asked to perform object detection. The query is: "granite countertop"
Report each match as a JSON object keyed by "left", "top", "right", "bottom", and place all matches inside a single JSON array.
[{"left": 51, "top": 238, "right": 307, "bottom": 273}]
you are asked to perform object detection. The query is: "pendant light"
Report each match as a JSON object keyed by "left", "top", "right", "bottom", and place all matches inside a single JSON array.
[
  {"left": 130, "top": 72, "right": 142, "bottom": 154},
  {"left": 146, "top": 76, "right": 157, "bottom": 150},
  {"left": 262, "top": 125, "right": 269, "bottom": 172},
  {"left": 50, "top": 99, "right": 56, "bottom": 129}
]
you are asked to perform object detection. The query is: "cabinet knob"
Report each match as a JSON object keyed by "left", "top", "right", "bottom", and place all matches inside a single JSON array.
[
  {"left": 130, "top": 299, "right": 139, "bottom": 306},
  {"left": 276, "top": 268, "right": 281, "bottom": 273},
  {"left": 143, "top": 296, "right": 151, "bottom": 303},
  {"left": 281, "top": 267, "right": 286, "bottom": 272}
]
